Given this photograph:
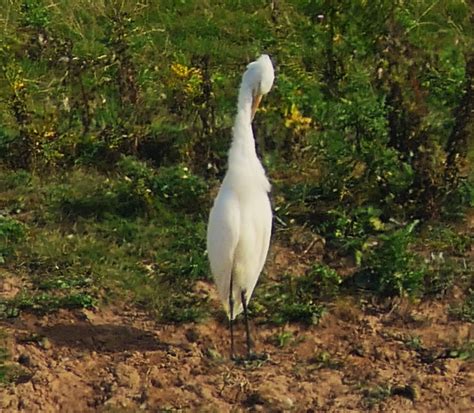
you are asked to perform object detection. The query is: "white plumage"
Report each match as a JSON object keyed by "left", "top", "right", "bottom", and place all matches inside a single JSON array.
[{"left": 207, "top": 54, "right": 274, "bottom": 357}]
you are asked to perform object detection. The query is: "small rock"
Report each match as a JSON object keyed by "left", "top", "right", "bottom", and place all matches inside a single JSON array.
[
  {"left": 199, "top": 386, "right": 214, "bottom": 400},
  {"left": 443, "top": 358, "right": 462, "bottom": 375},
  {"left": 398, "top": 350, "right": 411, "bottom": 362},
  {"left": 18, "top": 354, "right": 31, "bottom": 366},
  {"left": 350, "top": 344, "right": 365, "bottom": 357},
  {"left": 167, "top": 349, "right": 177, "bottom": 357},
  {"left": 190, "top": 366, "right": 203, "bottom": 376},
  {"left": 39, "top": 337, "right": 52, "bottom": 350},
  {"left": 205, "top": 347, "right": 222, "bottom": 361},
  {"left": 185, "top": 328, "right": 199, "bottom": 343},
  {"left": 174, "top": 375, "right": 185, "bottom": 387},
  {"left": 254, "top": 381, "right": 294, "bottom": 411},
  {"left": 148, "top": 366, "right": 163, "bottom": 388},
  {"left": 115, "top": 363, "right": 141, "bottom": 390}
]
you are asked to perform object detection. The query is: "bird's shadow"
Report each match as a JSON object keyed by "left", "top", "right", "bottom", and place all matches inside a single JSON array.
[{"left": 38, "top": 323, "right": 169, "bottom": 353}]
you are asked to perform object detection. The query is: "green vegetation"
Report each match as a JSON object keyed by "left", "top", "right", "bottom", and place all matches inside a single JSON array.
[
  {"left": 0, "top": 1, "right": 472, "bottom": 325},
  {"left": 360, "top": 384, "right": 393, "bottom": 408},
  {"left": 0, "top": 330, "right": 8, "bottom": 384},
  {"left": 351, "top": 220, "right": 426, "bottom": 296},
  {"left": 404, "top": 335, "right": 423, "bottom": 351},
  {"left": 309, "top": 350, "right": 344, "bottom": 370},
  {"left": 447, "top": 340, "right": 474, "bottom": 360},
  {"left": 268, "top": 330, "right": 298, "bottom": 348},
  {"left": 0, "top": 216, "right": 26, "bottom": 263},
  {"left": 360, "top": 383, "right": 419, "bottom": 408},
  {"left": 450, "top": 292, "right": 474, "bottom": 323},
  {"left": 253, "top": 268, "right": 329, "bottom": 325}
]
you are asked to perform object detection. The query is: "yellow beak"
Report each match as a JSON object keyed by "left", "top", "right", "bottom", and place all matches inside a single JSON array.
[{"left": 251, "top": 94, "right": 262, "bottom": 120}]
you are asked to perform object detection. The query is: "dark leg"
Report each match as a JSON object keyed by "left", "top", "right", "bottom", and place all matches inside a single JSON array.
[
  {"left": 241, "top": 290, "right": 252, "bottom": 358},
  {"left": 229, "top": 273, "right": 235, "bottom": 359}
]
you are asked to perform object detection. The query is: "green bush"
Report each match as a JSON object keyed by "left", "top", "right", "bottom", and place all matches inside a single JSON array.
[
  {"left": 254, "top": 267, "right": 335, "bottom": 325},
  {"left": 153, "top": 219, "right": 208, "bottom": 282},
  {"left": 50, "top": 173, "right": 124, "bottom": 219},
  {"left": 442, "top": 180, "right": 474, "bottom": 220},
  {"left": 50, "top": 160, "right": 207, "bottom": 220},
  {"left": 151, "top": 165, "right": 208, "bottom": 215},
  {"left": 0, "top": 169, "right": 32, "bottom": 190},
  {"left": 1, "top": 291, "right": 95, "bottom": 317},
  {"left": 306, "top": 263, "right": 342, "bottom": 298},
  {"left": 353, "top": 221, "right": 426, "bottom": 296},
  {"left": 0, "top": 216, "right": 26, "bottom": 263},
  {"left": 450, "top": 292, "right": 474, "bottom": 322},
  {"left": 117, "top": 156, "right": 209, "bottom": 216}
]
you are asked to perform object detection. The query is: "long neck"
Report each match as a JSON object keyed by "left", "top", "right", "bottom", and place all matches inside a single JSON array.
[{"left": 229, "top": 82, "right": 257, "bottom": 158}]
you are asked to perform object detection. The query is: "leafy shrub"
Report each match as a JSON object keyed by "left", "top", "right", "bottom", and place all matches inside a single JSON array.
[
  {"left": 20, "top": 0, "right": 51, "bottom": 29},
  {"left": 117, "top": 156, "right": 209, "bottom": 215},
  {"left": 151, "top": 165, "right": 208, "bottom": 215},
  {"left": 0, "top": 0, "right": 471, "bottom": 324},
  {"left": 321, "top": 206, "right": 385, "bottom": 240},
  {"left": 0, "top": 216, "right": 26, "bottom": 263},
  {"left": 0, "top": 291, "right": 95, "bottom": 318},
  {"left": 442, "top": 180, "right": 474, "bottom": 220},
  {"left": 352, "top": 221, "right": 426, "bottom": 296},
  {"left": 50, "top": 173, "right": 123, "bottom": 219},
  {"left": 450, "top": 292, "right": 474, "bottom": 322},
  {"left": 154, "top": 219, "right": 208, "bottom": 282},
  {"left": 51, "top": 161, "right": 209, "bottom": 221},
  {"left": 268, "top": 331, "right": 296, "bottom": 348},
  {"left": 0, "top": 169, "right": 32, "bottom": 190},
  {"left": 254, "top": 267, "right": 333, "bottom": 325},
  {"left": 307, "top": 264, "right": 343, "bottom": 298},
  {"left": 0, "top": 330, "right": 26, "bottom": 385},
  {"left": 271, "top": 301, "right": 325, "bottom": 325},
  {"left": 0, "top": 130, "right": 18, "bottom": 163},
  {"left": 0, "top": 341, "right": 8, "bottom": 383},
  {"left": 425, "top": 259, "right": 462, "bottom": 297},
  {"left": 423, "top": 225, "right": 472, "bottom": 256},
  {"left": 158, "top": 291, "right": 209, "bottom": 323}
]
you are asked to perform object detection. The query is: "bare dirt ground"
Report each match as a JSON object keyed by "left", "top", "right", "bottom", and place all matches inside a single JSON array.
[{"left": 1, "top": 285, "right": 473, "bottom": 412}]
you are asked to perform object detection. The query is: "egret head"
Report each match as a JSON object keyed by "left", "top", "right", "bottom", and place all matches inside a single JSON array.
[{"left": 242, "top": 54, "right": 275, "bottom": 119}]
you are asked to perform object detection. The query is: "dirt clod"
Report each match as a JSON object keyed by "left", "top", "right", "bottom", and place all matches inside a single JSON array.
[
  {"left": 17, "top": 353, "right": 30, "bottom": 366},
  {"left": 39, "top": 337, "right": 52, "bottom": 350},
  {"left": 254, "top": 380, "right": 294, "bottom": 411},
  {"left": 115, "top": 363, "right": 141, "bottom": 390}
]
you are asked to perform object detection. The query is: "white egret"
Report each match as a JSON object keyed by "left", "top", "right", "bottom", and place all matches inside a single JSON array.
[{"left": 207, "top": 54, "right": 274, "bottom": 359}]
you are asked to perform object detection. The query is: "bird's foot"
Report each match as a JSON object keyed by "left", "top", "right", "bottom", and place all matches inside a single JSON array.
[
  {"left": 247, "top": 350, "right": 269, "bottom": 362},
  {"left": 231, "top": 351, "right": 269, "bottom": 365}
]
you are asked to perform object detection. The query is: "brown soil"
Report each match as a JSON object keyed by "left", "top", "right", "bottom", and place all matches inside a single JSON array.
[{"left": 1, "top": 287, "right": 473, "bottom": 412}]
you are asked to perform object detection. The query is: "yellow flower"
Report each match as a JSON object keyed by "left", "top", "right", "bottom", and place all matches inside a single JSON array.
[
  {"left": 171, "top": 63, "right": 202, "bottom": 80},
  {"left": 13, "top": 80, "right": 25, "bottom": 91},
  {"left": 284, "top": 103, "right": 312, "bottom": 133},
  {"left": 170, "top": 63, "right": 188, "bottom": 78},
  {"left": 170, "top": 63, "right": 203, "bottom": 97}
]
